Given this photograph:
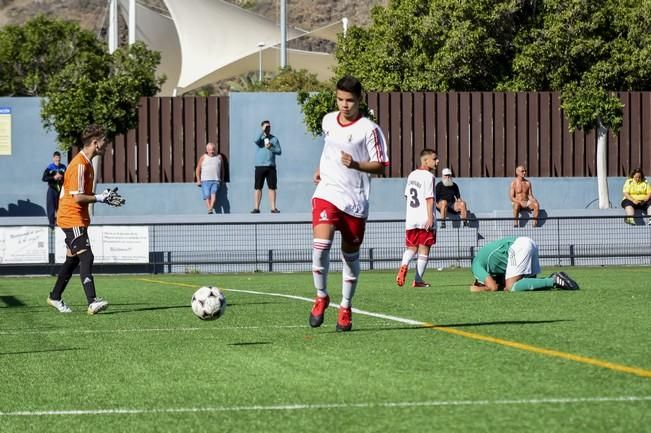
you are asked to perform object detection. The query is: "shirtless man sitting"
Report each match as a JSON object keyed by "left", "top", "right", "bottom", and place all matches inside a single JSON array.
[{"left": 509, "top": 165, "right": 539, "bottom": 227}]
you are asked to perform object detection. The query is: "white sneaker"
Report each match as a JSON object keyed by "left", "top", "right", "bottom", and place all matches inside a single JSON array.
[
  {"left": 87, "top": 298, "right": 109, "bottom": 315},
  {"left": 47, "top": 297, "right": 72, "bottom": 313}
]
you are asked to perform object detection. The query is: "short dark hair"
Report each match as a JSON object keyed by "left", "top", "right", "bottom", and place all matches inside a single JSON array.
[
  {"left": 336, "top": 75, "right": 363, "bottom": 98},
  {"left": 261, "top": 120, "right": 270, "bottom": 127},
  {"left": 80, "top": 124, "right": 106, "bottom": 147},
  {"left": 53, "top": 151, "right": 61, "bottom": 157},
  {"left": 420, "top": 148, "right": 437, "bottom": 158}
]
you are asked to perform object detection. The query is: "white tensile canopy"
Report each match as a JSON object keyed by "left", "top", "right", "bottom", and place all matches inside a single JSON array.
[{"left": 118, "top": 0, "right": 342, "bottom": 95}]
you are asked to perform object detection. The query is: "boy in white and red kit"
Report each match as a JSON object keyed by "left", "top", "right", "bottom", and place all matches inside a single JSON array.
[
  {"left": 396, "top": 149, "right": 440, "bottom": 288},
  {"left": 308, "top": 76, "right": 389, "bottom": 332}
]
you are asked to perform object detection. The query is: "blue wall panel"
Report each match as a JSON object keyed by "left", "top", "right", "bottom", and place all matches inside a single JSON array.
[{"left": 0, "top": 97, "right": 60, "bottom": 217}]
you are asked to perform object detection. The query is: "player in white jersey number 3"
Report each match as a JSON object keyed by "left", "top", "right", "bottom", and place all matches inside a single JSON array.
[
  {"left": 309, "top": 76, "right": 390, "bottom": 332},
  {"left": 396, "top": 149, "right": 439, "bottom": 288}
]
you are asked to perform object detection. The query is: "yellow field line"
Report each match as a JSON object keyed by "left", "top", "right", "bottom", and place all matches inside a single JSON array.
[
  {"left": 136, "top": 277, "right": 651, "bottom": 379},
  {"left": 422, "top": 324, "right": 651, "bottom": 379},
  {"left": 138, "top": 278, "right": 196, "bottom": 288}
]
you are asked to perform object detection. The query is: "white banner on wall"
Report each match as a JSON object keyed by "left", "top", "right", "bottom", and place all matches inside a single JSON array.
[
  {"left": 55, "top": 226, "right": 149, "bottom": 263},
  {"left": 0, "top": 107, "right": 11, "bottom": 156},
  {"left": 0, "top": 227, "right": 49, "bottom": 263}
]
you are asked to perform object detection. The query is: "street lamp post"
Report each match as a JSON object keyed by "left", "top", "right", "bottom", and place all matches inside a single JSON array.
[{"left": 257, "top": 42, "right": 265, "bottom": 82}]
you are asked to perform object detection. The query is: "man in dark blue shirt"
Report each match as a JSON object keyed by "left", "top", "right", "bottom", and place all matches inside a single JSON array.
[{"left": 42, "top": 151, "right": 66, "bottom": 227}]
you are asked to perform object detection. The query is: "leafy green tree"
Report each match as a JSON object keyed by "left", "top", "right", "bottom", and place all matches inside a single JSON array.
[
  {"left": 0, "top": 15, "right": 107, "bottom": 96},
  {"left": 297, "top": 90, "right": 335, "bottom": 137},
  {"left": 41, "top": 41, "right": 164, "bottom": 150},
  {"left": 1, "top": 15, "right": 163, "bottom": 151},
  {"left": 185, "top": 84, "right": 219, "bottom": 97},
  {"left": 300, "top": 0, "right": 526, "bottom": 136},
  {"left": 230, "top": 67, "right": 329, "bottom": 93},
  {"left": 258, "top": 67, "right": 330, "bottom": 92},
  {"left": 335, "top": 0, "right": 526, "bottom": 91},
  {"left": 297, "top": 89, "right": 376, "bottom": 137}
]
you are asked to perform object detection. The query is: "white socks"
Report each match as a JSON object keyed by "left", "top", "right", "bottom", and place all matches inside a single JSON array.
[
  {"left": 313, "top": 239, "right": 361, "bottom": 308},
  {"left": 312, "top": 239, "right": 331, "bottom": 298},
  {"left": 415, "top": 254, "right": 429, "bottom": 282},
  {"left": 341, "top": 251, "right": 360, "bottom": 308},
  {"left": 401, "top": 249, "right": 416, "bottom": 266}
]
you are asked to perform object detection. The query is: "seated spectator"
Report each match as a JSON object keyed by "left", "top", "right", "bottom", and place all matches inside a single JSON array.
[
  {"left": 435, "top": 168, "right": 469, "bottom": 228},
  {"left": 509, "top": 165, "right": 540, "bottom": 227},
  {"left": 622, "top": 168, "right": 651, "bottom": 225}
]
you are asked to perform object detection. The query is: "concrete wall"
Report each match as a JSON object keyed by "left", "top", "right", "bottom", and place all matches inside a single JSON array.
[{"left": 0, "top": 95, "right": 629, "bottom": 221}]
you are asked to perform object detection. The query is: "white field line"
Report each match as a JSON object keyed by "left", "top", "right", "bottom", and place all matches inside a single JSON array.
[
  {"left": 225, "top": 288, "right": 424, "bottom": 325},
  {"left": 1, "top": 396, "right": 650, "bottom": 417}
]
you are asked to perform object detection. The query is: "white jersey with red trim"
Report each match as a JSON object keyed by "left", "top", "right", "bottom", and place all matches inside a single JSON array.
[
  {"left": 313, "top": 111, "right": 389, "bottom": 218},
  {"left": 404, "top": 168, "right": 436, "bottom": 229}
]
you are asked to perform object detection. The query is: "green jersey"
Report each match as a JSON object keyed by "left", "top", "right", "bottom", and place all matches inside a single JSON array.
[{"left": 471, "top": 236, "right": 517, "bottom": 283}]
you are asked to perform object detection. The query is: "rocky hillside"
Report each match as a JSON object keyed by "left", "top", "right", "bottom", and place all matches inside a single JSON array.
[{"left": 0, "top": 0, "right": 386, "bottom": 36}]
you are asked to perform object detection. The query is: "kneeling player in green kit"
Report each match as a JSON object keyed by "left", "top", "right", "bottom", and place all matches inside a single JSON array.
[{"left": 470, "top": 236, "right": 579, "bottom": 292}]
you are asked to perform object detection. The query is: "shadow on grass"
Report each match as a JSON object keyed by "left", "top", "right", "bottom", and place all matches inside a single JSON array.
[
  {"left": 103, "top": 300, "right": 283, "bottom": 315},
  {"left": 102, "top": 305, "right": 189, "bottom": 314},
  {"left": 228, "top": 341, "right": 272, "bottom": 347},
  {"left": 0, "top": 302, "right": 153, "bottom": 310},
  {"left": 0, "top": 296, "right": 26, "bottom": 307},
  {"left": 0, "top": 347, "right": 82, "bottom": 356}
]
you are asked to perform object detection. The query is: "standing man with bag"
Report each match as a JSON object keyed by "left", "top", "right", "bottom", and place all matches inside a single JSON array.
[{"left": 251, "top": 120, "right": 282, "bottom": 213}]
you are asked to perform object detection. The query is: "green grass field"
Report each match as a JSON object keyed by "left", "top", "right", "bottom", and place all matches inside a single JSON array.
[{"left": 1, "top": 267, "right": 650, "bottom": 433}]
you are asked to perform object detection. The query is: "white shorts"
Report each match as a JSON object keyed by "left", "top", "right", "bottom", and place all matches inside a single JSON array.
[{"left": 505, "top": 237, "right": 540, "bottom": 280}]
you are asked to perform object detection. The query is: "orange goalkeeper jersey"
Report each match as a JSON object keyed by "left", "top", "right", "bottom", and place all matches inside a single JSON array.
[{"left": 57, "top": 151, "right": 94, "bottom": 228}]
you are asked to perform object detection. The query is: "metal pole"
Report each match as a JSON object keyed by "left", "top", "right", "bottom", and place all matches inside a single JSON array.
[
  {"left": 108, "top": 0, "right": 118, "bottom": 53},
  {"left": 128, "top": 0, "right": 136, "bottom": 45},
  {"left": 257, "top": 42, "right": 265, "bottom": 82},
  {"left": 280, "top": 0, "right": 287, "bottom": 68}
]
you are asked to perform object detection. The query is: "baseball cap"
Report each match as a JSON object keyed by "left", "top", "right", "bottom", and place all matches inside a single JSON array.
[{"left": 442, "top": 168, "right": 452, "bottom": 176}]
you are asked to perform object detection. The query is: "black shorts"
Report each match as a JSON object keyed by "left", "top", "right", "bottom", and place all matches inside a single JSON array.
[
  {"left": 61, "top": 227, "right": 91, "bottom": 255},
  {"left": 436, "top": 200, "right": 458, "bottom": 213},
  {"left": 254, "top": 166, "right": 277, "bottom": 190},
  {"left": 621, "top": 199, "right": 651, "bottom": 210}
]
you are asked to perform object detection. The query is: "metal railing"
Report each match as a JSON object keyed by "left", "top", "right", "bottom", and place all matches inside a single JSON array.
[{"left": 1, "top": 215, "right": 649, "bottom": 276}]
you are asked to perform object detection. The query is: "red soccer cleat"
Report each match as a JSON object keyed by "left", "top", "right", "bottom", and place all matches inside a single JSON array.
[
  {"left": 336, "top": 307, "right": 352, "bottom": 332},
  {"left": 396, "top": 265, "right": 408, "bottom": 287},
  {"left": 412, "top": 280, "right": 431, "bottom": 288},
  {"left": 309, "top": 295, "right": 330, "bottom": 328}
]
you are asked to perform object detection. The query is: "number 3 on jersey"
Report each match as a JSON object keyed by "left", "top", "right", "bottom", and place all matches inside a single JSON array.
[{"left": 409, "top": 187, "right": 420, "bottom": 208}]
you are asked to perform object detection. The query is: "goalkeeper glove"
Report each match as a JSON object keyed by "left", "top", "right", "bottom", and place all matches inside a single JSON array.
[
  {"left": 95, "top": 189, "right": 110, "bottom": 203},
  {"left": 95, "top": 187, "right": 126, "bottom": 207}
]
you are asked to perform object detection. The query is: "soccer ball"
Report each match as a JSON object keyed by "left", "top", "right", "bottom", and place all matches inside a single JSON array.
[{"left": 191, "top": 286, "right": 227, "bottom": 320}]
